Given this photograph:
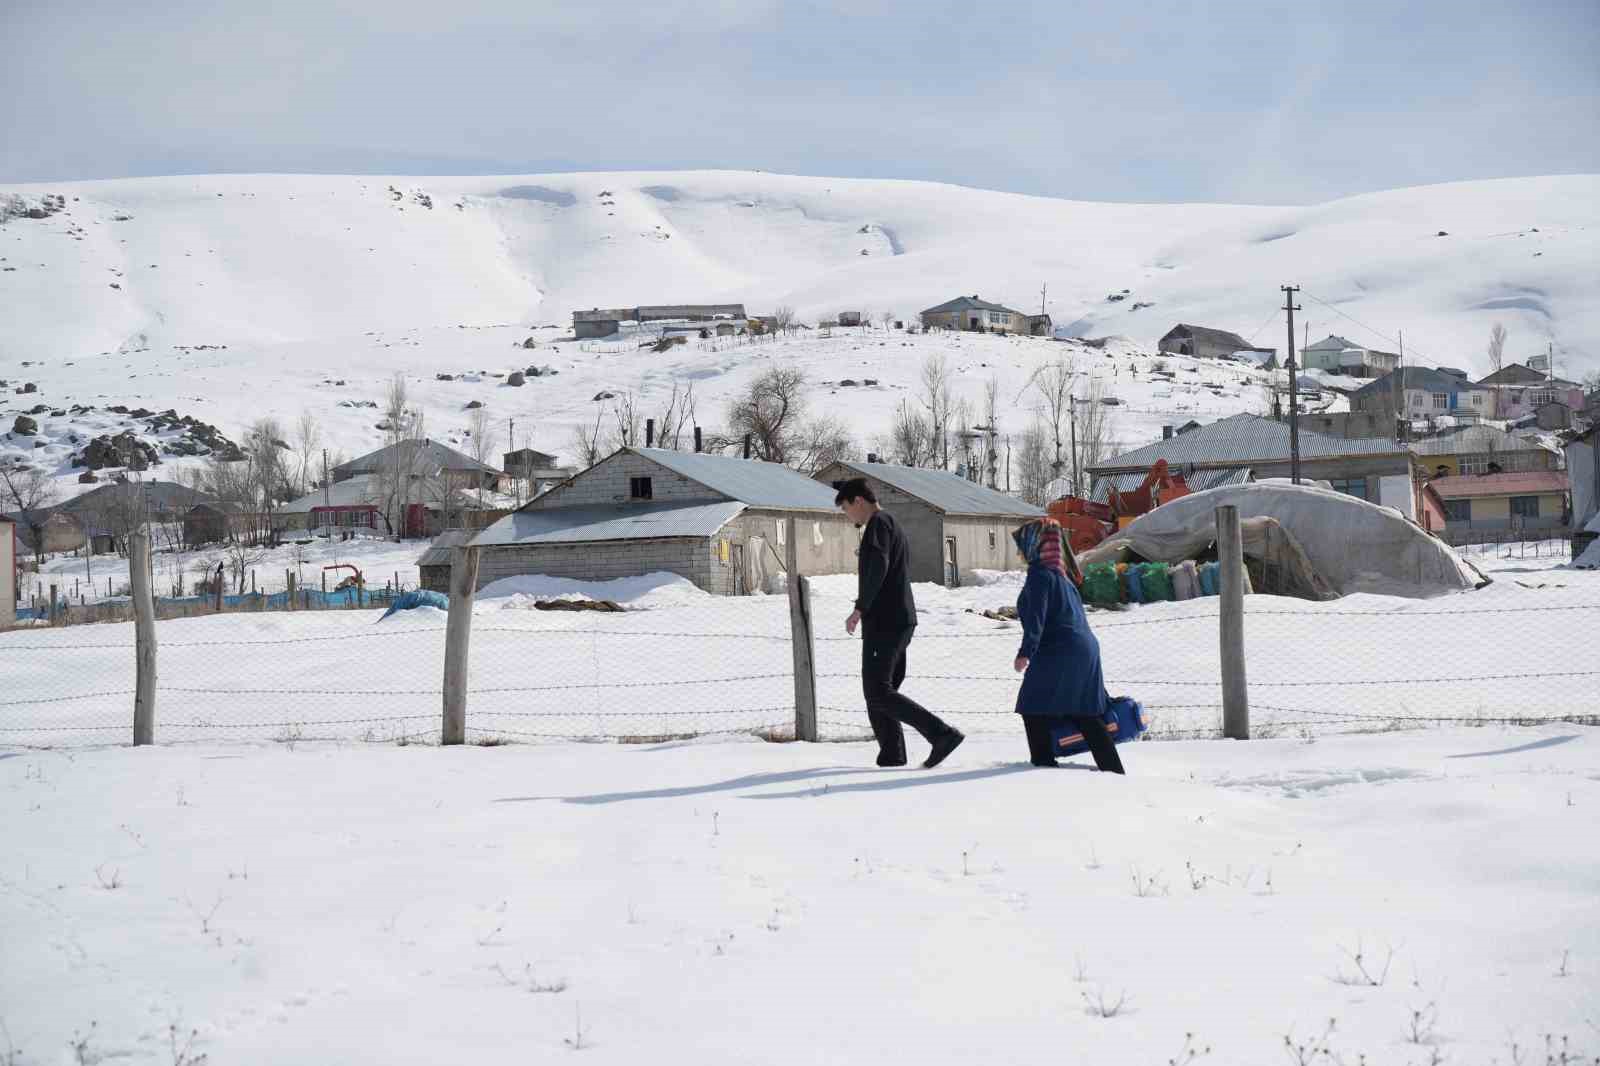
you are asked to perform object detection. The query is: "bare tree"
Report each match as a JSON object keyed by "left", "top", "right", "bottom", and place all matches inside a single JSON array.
[
  {"left": 650, "top": 379, "right": 696, "bottom": 451},
  {"left": 0, "top": 457, "right": 60, "bottom": 564},
  {"left": 920, "top": 353, "right": 955, "bottom": 469},
  {"left": 889, "top": 399, "right": 936, "bottom": 468},
  {"left": 979, "top": 375, "right": 1001, "bottom": 488},
  {"left": 1015, "top": 420, "right": 1055, "bottom": 506},
  {"left": 726, "top": 365, "right": 809, "bottom": 463},
  {"left": 1487, "top": 322, "right": 1508, "bottom": 374},
  {"left": 788, "top": 415, "right": 857, "bottom": 476},
  {"left": 292, "top": 411, "right": 321, "bottom": 499},
  {"left": 570, "top": 407, "right": 607, "bottom": 470},
  {"left": 606, "top": 390, "right": 643, "bottom": 451},
  {"left": 1069, "top": 379, "right": 1115, "bottom": 498},
  {"left": 771, "top": 305, "right": 795, "bottom": 335},
  {"left": 1025, "top": 357, "right": 1075, "bottom": 479},
  {"left": 877, "top": 309, "right": 895, "bottom": 331},
  {"left": 373, "top": 376, "right": 429, "bottom": 538},
  {"left": 465, "top": 407, "right": 499, "bottom": 509}
]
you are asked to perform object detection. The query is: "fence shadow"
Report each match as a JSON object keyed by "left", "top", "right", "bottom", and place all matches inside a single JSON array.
[
  {"left": 742, "top": 763, "right": 1039, "bottom": 799},
  {"left": 1445, "top": 734, "right": 1580, "bottom": 759},
  {"left": 498, "top": 765, "right": 886, "bottom": 806}
]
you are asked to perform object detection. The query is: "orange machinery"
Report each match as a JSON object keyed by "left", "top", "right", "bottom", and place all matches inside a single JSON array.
[{"left": 1047, "top": 459, "right": 1191, "bottom": 553}]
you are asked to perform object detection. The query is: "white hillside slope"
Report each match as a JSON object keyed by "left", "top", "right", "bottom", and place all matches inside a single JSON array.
[{"left": 1, "top": 171, "right": 1595, "bottom": 500}]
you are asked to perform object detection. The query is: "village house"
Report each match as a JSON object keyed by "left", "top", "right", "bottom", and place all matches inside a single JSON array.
[
  {"left": 572, "top": 304, "right": 747, "bottom": 340},
  {"left": 182, "top": 501, "right": 241, "bottom": 547},
  {"left": 1157, "top": 324, "right": 1275, "bottom": 364},
  {"left": 1087, "top": 413, "right": 1416, "bottom": 517},
  {"left": 320, "top": 439, "right": 506, "bottom": 537},
  {"left": 1299, "top": 335, "right": 1401, "bottom": 379},
  {"left": 1, "top": 514, "right": 16, "bottom": 627},
  {"left": 920, "top": 296, "right": 1051, "bottom": 336},
  {"left": 502, "top": 448, "right": 576, "bottom": 498},
  {"left": 417, "top": 530, "right": 474, "bottom": 593},
  {"left": 812, "top": 460, "right": 1042, "bottom": 587},
  {"left": 1409, "top": 424, "right": 1561, "bottom": 480},
  {"left": 1566, "top": 425, "right": 1598, "bottom": 553},
  {"left": 1350, "top": 367, "right": 1495, "bottom": 421},
  {"left": 1475, "top": 363, "right": 1587, "bottom": 421},
  {"left": 837, "top": 311, "right": 863, "bottom": 327},
  {"left": 469, "top": 448, "right": 859, "bottom": 595},
  {"left": 1419, "top": 471, "right": 1570, "bottom": 540},
  {"left": 279, "top": 475, "right": 384, "bottom": 536}
]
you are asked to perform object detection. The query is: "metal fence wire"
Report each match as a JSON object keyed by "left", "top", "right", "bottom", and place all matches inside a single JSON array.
[{"left": 3, "top": 541, "right": 1597, "bottom": 750}]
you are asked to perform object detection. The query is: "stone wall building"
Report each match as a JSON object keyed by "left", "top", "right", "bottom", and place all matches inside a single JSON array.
[
  {"left": 573, "top": 304, "right": 747, "bottom": 339},
  {"left": 1158, "top": 323, "right": 1274, "bottom": 363},
  {"left": 469, "top": 448, "right": 858, "bottom": 595}
]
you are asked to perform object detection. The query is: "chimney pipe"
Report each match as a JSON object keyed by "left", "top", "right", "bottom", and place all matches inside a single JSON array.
[
  {"left": 645, "top": 418, "right": 655, "bottom": 448},
  {"left": 1162, "top": 425, "right": 1174, "bottom": 440},
  {"left": 694, "top": 426, "right": 703, "bottom": 453},
  {"left": 866, "top": 452, "right": 878, "bottom": 464},
  {"left": 743, "top": 434, "right": 752, "bottom": 459}
]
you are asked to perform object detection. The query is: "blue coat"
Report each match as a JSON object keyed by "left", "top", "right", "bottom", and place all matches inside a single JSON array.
[{"left": 1014, "top": 564, "right": 1108, "bottom": 719}]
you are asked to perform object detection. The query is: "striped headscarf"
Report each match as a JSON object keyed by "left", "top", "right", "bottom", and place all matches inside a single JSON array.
[{"left": 1012, "top": 517, "right": 1084, "bottom": 586}]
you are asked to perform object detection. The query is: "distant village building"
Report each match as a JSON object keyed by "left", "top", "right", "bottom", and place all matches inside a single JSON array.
[
  {"left": 1351, "top": 367, "right": 1495, "bottom": 420},
  {"left": 417, "top": 530, "right": 474, "bottom": 593},
  {"left": 1410, "top": 424, "right": 1560, "bottom": 479},
  {"left": 502, "top": 448, "right": 576, "bottom": 499},
  {"left": 920, "top": 296, "right": 1051, "bottom": 336},
  {"left": 182, "top": 502, "right": 241, "bottom": 547},
  {"left": 1419, "top": 471, "right": 1570, "bottom": 540},
  {"left": 1295, "top": 411, "right": 1397, "bottom": 441},
  {"left": 1087, "top": 413, "right": 1416, "bottom": 517},
  {"left": 470, "top": 448, "right": 859, "bottom": 595},
  {"left": 1157, "top": 324, "right": 1275, "bottom": 364},
  {"left": 1, "top": 514, "right": 15, "bottom": 628},
  {"left": 837, "top": 311, "right": 863, "bottom": 327},
  {"left": 1299, "top": 335, "right": 1401, "bottom": 379},
  {"left": 1475, "top": 363, "right": 1587, "bottom": 421},
  {"left": 812, "top": 460, "right": 1041, "bottom": 587},
  {"left": 572, "top": 304, "right": 748, "bottom": 340}
]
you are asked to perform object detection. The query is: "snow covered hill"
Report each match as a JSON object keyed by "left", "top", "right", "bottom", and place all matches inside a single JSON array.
[{"left": 1, "top": 170, "right": 1595, "bottom": 500}]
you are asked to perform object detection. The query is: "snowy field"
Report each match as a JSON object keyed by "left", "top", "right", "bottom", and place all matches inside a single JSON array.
[
  {"left": 3, "top": 547, "right": 1598, "bottom": 1064},
  {"left": 2, "top": 726, "right": 1597, "bottom": 1064}
]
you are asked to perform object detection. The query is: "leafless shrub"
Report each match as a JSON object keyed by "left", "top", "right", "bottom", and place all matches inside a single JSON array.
[
  {"left": 493, "top": 962, "right": 569, "bottom": 994},
  {"left": 1282, "top": 1018, "right": 1338, "bottom": 1065},
  {"left": 1130, "top": 865, "right": 1169, "bottom": 897},
  {"left": 1334, "top": 939, "right": 1395, "bottom": 987},
  {"left": 1169, "top": 1032, "right": 1212, "bottom": 1064},
  {"left": 94, "top": 863, "right": 121, "bottom": 890},
  {"left": 1080, "top": 985, "right": 1128, "bottom": 1018}
]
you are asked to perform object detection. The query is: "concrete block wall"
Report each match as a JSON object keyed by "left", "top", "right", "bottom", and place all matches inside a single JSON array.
[
  {"left": 475, "top": 537, "right": 712, "bottom": 592},
  {"left": 528, "top": 453, "right": 723, "bottom": 510},
  {"left": 946, "top": 515, "right": 1026, "bottom": 582}
]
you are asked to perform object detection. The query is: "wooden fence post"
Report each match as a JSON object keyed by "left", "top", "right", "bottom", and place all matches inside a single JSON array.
[
  {"left": 785, "top": 517, "right": 818, "bottom": 742},
  {"left": 49, "top": 584, "right": 57, "bottom": 625},
  {"left": 441, "top": 546, "right": 480, "bottom": 745},
  {"left": 130, "top": 532, "right": 158, "bottom": 746},
  {"left": 1216, "top": 505, "right": 1249, "bottom": 740}
]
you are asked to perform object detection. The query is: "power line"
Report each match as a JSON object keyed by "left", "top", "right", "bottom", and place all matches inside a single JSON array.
[{"left": 1300, "top": 291, "right": 1438, "bottom": 365}]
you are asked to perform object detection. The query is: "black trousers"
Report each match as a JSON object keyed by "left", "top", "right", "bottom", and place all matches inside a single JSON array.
[
  {"left": 1024, "top": 714, "right": 1125, "bottom": 774},
  {"left": 861, "top": 627, "right": 954, "bottom": 764}
]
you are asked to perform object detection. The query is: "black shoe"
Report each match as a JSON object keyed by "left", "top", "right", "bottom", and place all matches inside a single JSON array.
[
  {"left": 876, "top": 753, "right": 908, "bottom": 768},
  {"left": 923, "top": 730, "right": 965, "bottom": 769},
  {"left": 1031, "top": 758, "right": 1059, "bottom": 768}
]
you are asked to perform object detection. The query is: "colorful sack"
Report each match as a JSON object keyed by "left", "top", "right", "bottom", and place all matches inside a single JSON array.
[
  {"left": 1049, "top": 696, "right": 1150, "bottom": 757},
  {"left": 1172, "top": 560, "right": 1198, "bottom": 601},
  {"left": 1197, "top": 561, "right": 1219, "bottom": 596},
  {"left": 1138, "top": 562, "right": 1174, "bottom": 602},
  {"left": 1081, "top": 562, "right": 1122, "bottom": 605},
  {"left": 1123, "top": 565, "right": 1145, "bottom": 604}
]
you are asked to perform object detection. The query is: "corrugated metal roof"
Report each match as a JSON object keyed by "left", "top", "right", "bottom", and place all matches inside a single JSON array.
[
  {"left": 633, "top": 448, "right": 840, "bottom": 510},
  {"left": 1426, "top": 471, "right": 1569, "bottom": 499},
  {"left": 1091, "top": 414, "right": 1407, "bottom": 472},
  {"left": 1409, "top": 424, "right": 1546, "bottom": 456},
  {"left": 336, "top": 439, "right": 499, "bottom": 479},
  {"left": 281, "top": 474, "right": 384, "bottom": 512},
  {"left": 921, "top": 295, "right": 1019, "bottom": 316},
  {"left": 416, "top": 529, "right": 474, "bottom": 567},
  {"left": 1160, "top": 323, "right": 1256, "bottom": 351},
  {"left": 472, "top": 500, "right": 744, "bottom": 547},
  {"left": 1090, "top": 466, "right": 1251, "bottom": 503},
  {"left": 826, "top": 461, "right": 1042, "bottom": 517}
]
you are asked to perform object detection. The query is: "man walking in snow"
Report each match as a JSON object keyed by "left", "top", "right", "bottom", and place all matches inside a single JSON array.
[{"left": 835, "top": 478, "right": 964, "bottom": 769}]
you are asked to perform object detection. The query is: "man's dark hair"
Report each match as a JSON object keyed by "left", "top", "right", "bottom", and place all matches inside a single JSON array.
[{"left": 832, "top": 477, "right": 877, "bottom": 506}]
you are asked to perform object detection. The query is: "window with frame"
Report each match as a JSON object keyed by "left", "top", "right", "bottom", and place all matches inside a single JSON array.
[
  {"left": 988, "top": 529, "right": 997, "bottom": 548},
  {"left": 1411, "top": 393, "right": 1425, "bottom": 408},
  {"left": 629, "top": 476, "right": 653, "bottom": 500},
  {"left": 1442, "top": 498, "right": 1471, "bottom": 523},
  {"left": 1328, "top": 477, "right": 1368, "bottom": 500},
  {"left": 1510, "top": 495, "right": 1540, "bottom": 518},
  {"left": 1432, "top": 392, "right": 1448, "bottom": 408},
  {"left": 1529, "top": 390, "right": 1557, "bottom": 407},
  {"left": 986, "top": 310, "right": 1008, "bottom": 325},
  {"left": 1470, "top": 393, "right": 1483, "bottom": 406}
]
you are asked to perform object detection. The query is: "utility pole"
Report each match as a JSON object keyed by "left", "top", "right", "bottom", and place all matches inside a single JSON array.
[
  {"left": 1282, "top": 285, "right": 1302, "bottom": 484},
  {"left": 1040, "top": 282, "right": 1047, "bottom": 317},
  {"left": 1068, "top": 394, "right": 1080, "bottom": 495}
]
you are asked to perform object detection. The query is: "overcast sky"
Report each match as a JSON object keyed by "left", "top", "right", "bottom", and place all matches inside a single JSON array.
[{"left": 4, "top": 0, "right": 1596, "bottom": 203}]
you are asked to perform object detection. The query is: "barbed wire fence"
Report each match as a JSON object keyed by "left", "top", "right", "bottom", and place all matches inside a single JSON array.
[{"left": 4, "top": 525, "right": 1597, "bottom": 751}]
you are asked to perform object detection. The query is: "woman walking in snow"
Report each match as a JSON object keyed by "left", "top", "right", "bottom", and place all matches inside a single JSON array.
[{"left": 1011, "top": 518, "right": 1125, "bottom": 773}]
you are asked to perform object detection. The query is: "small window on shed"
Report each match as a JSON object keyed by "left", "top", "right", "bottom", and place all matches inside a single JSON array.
[
  {"left": 988, "top": 529, "right": 997, "bottom": 548},
  {"left": 629, "top": 476, "right": 653, "bottom": 500}
]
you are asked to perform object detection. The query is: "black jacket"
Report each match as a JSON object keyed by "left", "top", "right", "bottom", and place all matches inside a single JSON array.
[{"left": 855, "top": 510, "right": 917, "bottom": 633}]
